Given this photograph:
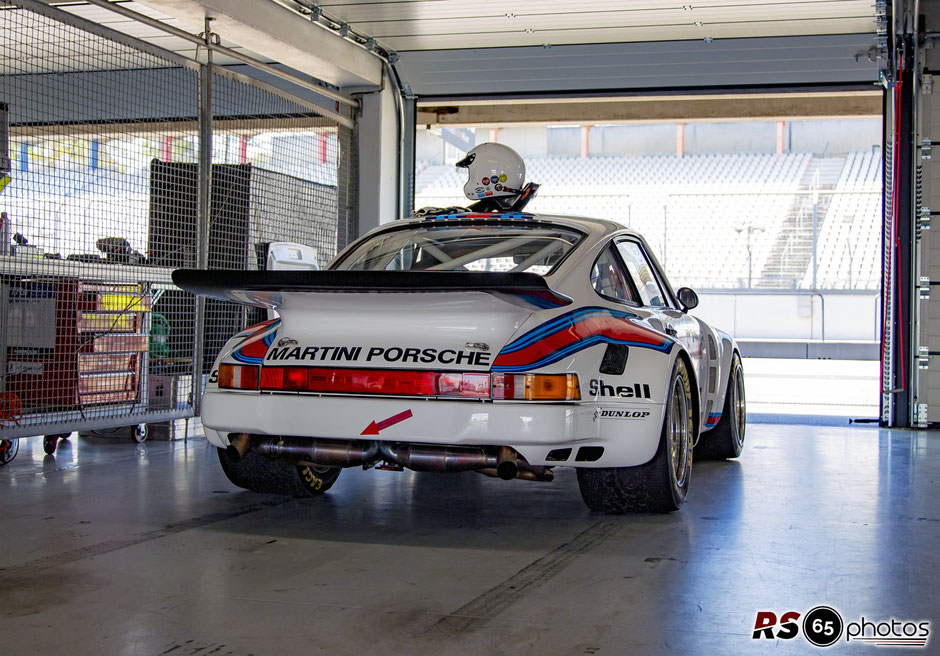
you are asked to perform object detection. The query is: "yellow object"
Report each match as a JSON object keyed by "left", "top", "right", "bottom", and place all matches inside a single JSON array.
[
  {"left": 98, "top": 294, "right": 150, "bottom": 312},
  {"left": 0, "top": 174, "right": 10, "bottom": 193},
  {"left": 79, "top": 312, "right": 138, "bottom": 332}
]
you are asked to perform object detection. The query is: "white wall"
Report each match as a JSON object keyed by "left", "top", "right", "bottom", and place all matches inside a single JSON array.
[
  {"left": 357, "top": 70, "right": 400, "bottom": 233},
  {"left": 788, "top": 118, "right": 881, "bottom": 155},
  {"left": 590, "top": 124, "right": 677, "bottom": 156},
  {"left": 691, "top": 292, "right": 880, "bottom": 341}
]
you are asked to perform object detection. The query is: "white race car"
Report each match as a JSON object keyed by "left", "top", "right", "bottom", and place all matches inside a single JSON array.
[{"left": 173, "top": 212, "right": 745, "bottom": 512}]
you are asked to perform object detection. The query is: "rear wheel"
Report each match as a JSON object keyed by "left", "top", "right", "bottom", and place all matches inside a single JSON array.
[
  {"left": 695, "top": 353, "right": 745, "bottom": 460},
  {"left": 217, "top": 447, "right": 340, "bottom": 497},
  {"left": 577, "top": 358, "right": 694, "bottom": 513}
]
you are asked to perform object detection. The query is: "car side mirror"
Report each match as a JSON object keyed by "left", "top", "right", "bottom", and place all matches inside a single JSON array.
[{"left": 677, "top": 287, "right": 699, "bottom": 312}]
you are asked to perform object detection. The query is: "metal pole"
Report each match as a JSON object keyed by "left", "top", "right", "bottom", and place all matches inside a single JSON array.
[
  {"left": 812, "top": 201, "right": 818, "bottom": 289},
  {"left": 193, "top": 19, "right": 213, "bottom": 415},
  {"left": 747, "top": 229, "right": 753, "bottom": 289},
  {"left": 662, "top": 204, "right": 667, "bottom": 267}
]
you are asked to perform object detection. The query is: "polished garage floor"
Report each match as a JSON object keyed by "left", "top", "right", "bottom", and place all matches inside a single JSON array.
[{"left": 1, "top": 424, "right": 937, "bottom": 656}]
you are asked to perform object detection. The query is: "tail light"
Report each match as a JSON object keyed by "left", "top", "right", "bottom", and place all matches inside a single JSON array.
[
  {"left": 260, "top": 367, "right": 491, "bottom": 398},
  {"left": 218, "top": 364, "right": 579, "bottom": 401},
  {"left": 217, "top": 363, "right": 260, "bottom": 390},
  {"left": 492, "top": 373, "right": 581, "bottom": 401}
]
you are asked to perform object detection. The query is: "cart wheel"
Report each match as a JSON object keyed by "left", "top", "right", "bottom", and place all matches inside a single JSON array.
[
  {"left": 133, "top": 423, "right": 148, "bottom": 444},
  {"left": 0, "top": 439, "right": 18, "bottom": 465},
  {"left": 42, "top": 435, "right": 59, "bottom": 455}
]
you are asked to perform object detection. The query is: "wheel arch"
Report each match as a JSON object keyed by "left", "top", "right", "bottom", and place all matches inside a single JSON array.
[{"left": 673, "top": 347, "right": 701, "bottom": 441}]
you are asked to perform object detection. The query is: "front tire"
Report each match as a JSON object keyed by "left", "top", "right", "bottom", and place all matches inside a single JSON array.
[
  {"left": 577, "top": 358, "right": 695, "bottom": 513},
  {"left": 217, "top": 447, "right": 341, "bottom": 497},
  {"left": 695, "top": 353, "right": 745, "bottom": 460}
]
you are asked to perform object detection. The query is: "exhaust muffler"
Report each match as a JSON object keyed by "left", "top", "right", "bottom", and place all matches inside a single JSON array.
[
  {"left": 253, "top": 436, "right": 379, "bottom": 468},
  {"left": 378, "top": 442, "right": 497, "bottom": 472}
]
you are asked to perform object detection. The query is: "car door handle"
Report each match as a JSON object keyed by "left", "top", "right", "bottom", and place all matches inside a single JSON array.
[{"left": 665, "top": 326, "right": 678, "bottom": 337}]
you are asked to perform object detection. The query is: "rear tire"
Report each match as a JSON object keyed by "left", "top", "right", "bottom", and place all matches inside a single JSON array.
[
  {"left": 695, "top": 353, "right": 745, "bottom": 460},
  {"left": 577, "top": 358, "right": 694, "bottom": 513},
  {"left": 217, "top": 447, "right": 341, "bottom": 497}
]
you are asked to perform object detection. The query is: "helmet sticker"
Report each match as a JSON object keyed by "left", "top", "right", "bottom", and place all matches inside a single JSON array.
[
  {"left": 499, "top": 174, "right": 507, "bottom": 182},
  {"left": 495, "top": 184, "right": 503, "bottom": 191},
  {"left": 482, "top": 177, "right": 490, "bottom": 185}
]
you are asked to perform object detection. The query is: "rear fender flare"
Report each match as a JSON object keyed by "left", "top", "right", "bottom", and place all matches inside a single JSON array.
[{"left": 672, "top": 347, "right": 701, "bottom": 444}]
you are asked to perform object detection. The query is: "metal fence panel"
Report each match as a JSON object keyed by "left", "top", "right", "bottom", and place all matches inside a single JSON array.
[{"left": 0, "top": 2, "right": 355, "bottom": 439}]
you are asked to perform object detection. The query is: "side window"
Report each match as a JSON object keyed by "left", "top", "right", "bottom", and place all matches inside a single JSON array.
[
  {"left": 616, "top": 241, "right": 668, "bottom": 308},
  {"left": 591, "top": 245, "right": 636, "bottom": 303}
]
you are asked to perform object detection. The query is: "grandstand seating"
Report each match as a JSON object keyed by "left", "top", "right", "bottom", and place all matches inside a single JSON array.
[
  {"left": 801, "top": 151, "right": 882, "bottom": 289},
  {"left": 415, "top": 151, "right": 882, "bottom": 290}
]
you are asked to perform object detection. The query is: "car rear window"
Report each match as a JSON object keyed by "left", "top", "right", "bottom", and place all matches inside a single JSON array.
[{"left": 333, "top": 223, "right": 584, "bottom": 275}]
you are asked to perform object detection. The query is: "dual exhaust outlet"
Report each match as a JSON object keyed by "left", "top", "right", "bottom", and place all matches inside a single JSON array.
[{"left": 226, "top": 434, "right": 552, "bottom": 482}]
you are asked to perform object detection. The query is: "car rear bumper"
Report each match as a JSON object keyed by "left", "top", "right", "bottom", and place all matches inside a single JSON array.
[{"left": 201, "top": 390, "right": 664, "bottom": 468}]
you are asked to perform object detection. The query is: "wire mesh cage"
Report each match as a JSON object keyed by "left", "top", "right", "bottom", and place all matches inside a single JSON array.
[{"left": 0, "top": 1, "right": 356, "bottom": 439}]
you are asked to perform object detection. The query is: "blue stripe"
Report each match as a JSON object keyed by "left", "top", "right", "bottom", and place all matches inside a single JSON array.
[
  {"left": 501, "top": 308, "right": 610, "bottom": 353},
  {"left": 501, "top": 307, "right": 639, "bottom": 354},
  {"left": 232, "top": 351, "right": 263, "bottom": 365},
  {"left": 492, "top": 334, "right": 672, "bottom": 372}
]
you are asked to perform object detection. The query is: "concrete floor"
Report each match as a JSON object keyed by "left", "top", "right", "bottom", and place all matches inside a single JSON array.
[{"left": 1, "top": 424, "right": 937, "bottom": 656}]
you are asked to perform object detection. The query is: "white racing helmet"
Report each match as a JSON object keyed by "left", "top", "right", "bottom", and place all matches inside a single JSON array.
[{"left": 456, "top": 142, "right": 525, "bottom": 201}]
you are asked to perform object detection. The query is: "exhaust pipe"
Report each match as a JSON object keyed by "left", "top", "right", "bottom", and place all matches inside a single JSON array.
[
  {"left": 496, "top": 446, "right": 519, "bottom": 480},
  {"left": 226, "top": 433, "right": 251, "bottom": 462},
  {"left": 254, "top": 436, "right": 379, "bottom": 468},
  {"left": 478, "top": 466, "right": 554, "bottom": 482},
  {"left": 246, "top": 436, "right": 550, "bottom": 482},
  {"left": 379, "top": 442, "right": 496, "bottom": 473}
]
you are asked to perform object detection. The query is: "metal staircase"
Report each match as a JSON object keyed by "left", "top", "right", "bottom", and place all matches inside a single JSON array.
[{"left": 757, "top": 157, "right": 845, "bottom": 288}]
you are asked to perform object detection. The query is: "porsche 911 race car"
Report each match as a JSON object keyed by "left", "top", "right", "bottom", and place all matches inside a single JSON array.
[{"left": 173, "top": 212, "right": 745, "bottom": 512}]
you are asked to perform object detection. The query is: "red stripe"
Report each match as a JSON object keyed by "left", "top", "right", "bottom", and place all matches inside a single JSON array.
[
  {"left": 238, "top": 320, "right": 278, "bottom": 359},
  {"left": 494, "top": 315, "right": 665, "bottom": 368},
  {"left": 240, "top": 338, "right": 269, "bottom": 359}
]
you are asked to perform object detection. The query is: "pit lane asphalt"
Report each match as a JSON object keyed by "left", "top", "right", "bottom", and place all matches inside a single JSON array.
[{"left": 1, "top": 423, "right": 936, "bottom": 656}]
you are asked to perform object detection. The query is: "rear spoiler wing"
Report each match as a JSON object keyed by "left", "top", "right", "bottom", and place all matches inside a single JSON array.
[{"left": 171, "top": 269, "right": 573, "bottom": 310}]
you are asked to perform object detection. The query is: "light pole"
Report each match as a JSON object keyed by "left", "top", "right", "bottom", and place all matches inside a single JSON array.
[{"left": 735, "top": 222, "right": 765, "bottom": 288}]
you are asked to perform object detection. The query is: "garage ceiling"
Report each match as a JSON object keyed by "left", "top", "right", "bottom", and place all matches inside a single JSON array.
[
  {"left": 57, "top": 1, "right": 264, "bottom": 67},
  {"left": 47, "top": 1, "right": 879, "bottom": 98},
  {"left": 317, "top": 0, "right": 877, "bottom": 51}
]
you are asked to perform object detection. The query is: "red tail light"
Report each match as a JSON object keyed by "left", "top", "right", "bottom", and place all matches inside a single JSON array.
[{"left": 260, "top": 367, "right": 489, "bottom": 398}]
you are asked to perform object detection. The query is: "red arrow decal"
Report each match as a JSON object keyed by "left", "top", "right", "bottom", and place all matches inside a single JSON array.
[{"left": 361, "top": 409, "right": 413, "bottom": 435}]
